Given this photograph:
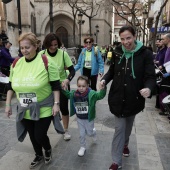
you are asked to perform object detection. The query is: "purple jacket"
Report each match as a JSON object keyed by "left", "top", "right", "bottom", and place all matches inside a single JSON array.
[
  {"left": 0, "top": 47, "right": 14, "bottom": 67},
  {"left": 156, "top": 47, "right": 167, "bottom": 66},
  {"left": 164, "top": 47, "right": 170, "bottom": 64}
]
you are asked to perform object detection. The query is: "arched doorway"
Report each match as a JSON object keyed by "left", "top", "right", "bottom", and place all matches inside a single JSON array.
[{"left": 56, "top": 26, "right": 68, "bottom": 48}]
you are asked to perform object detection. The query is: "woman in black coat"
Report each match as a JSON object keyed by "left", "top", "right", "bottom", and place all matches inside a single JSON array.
[{"left": 99, "top": 25, "right": 156, "bottom": 170}]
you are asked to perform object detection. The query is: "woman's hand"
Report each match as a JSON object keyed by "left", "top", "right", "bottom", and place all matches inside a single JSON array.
[
  {"left": 62, "top": 79, "right": 70, "bottom": 90},
  {"left": 139, "top": 88, "right": 151, "bottom": 98},
  {"left": 52, "top": 104, "right": 60, "bottom": 116},
  {"left": 99, "top": 73, "right": 103, "bottom": 78},
  {"left": 5, "top": 106, "right": 12, "bottom": 118},
  {"left": 99, "top": 80, "right": 105, "bottom": 90}
]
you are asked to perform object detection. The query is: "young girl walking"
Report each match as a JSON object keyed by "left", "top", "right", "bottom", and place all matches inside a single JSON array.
[{"left": 62, "top": 75, "right": 106, "bottom": 156}]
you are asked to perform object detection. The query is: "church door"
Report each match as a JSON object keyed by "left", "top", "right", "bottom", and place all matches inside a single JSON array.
[{"left": 56, "top": 26, "right": 68, "bottom": 48}]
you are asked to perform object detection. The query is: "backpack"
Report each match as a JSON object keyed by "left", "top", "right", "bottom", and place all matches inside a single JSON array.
[{"left": 12, "top": 54, "right": 48, "bottom": 71}]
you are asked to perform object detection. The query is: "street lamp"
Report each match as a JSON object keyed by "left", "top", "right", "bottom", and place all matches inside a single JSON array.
[
  {"left": 94, "top": 25, "right": 99, "bottom": 44},
  {"left": 49, "top": 0, "right": 53, "bottom": 33},
  {"left": 143, "top": 9, "right": 148, "bottom": 45},
  {"left": 109, "top": 30, "right": 112, "bottom": 44},
  {"left": 78, "top": 12, "right": 84, "bottom": 46}
]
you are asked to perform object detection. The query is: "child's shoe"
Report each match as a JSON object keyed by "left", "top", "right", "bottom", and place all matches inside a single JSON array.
[{"left": 78, "top": 147, "right": 86, "bottom": 157}]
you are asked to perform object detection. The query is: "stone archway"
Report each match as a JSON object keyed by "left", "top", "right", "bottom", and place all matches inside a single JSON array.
[{"left": 56, "top": 26, "right": 68, "bottom": 48}]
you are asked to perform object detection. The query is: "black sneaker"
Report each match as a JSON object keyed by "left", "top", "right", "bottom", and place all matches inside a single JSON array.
[
  {"left": 29, "top": 155, "right": 43, "bottom": 169},
  {"left": 44, "top": 149, "right": 52, "bottom": 164}
]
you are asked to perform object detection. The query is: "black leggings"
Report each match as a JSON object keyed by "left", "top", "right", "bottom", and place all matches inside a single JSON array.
[
  {"left": 60, "top": 85, "right": 70, "bottom": 116},
  {"left": 83, "top": 67, "right": 97, "bottom": 91},
  {"left": 22, "top": 117, "right": 52, "bottom": 156}
]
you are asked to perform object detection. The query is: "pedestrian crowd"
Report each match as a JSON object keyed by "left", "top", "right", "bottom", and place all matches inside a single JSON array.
[
  {"left": 154, "top": 33, "right": 170, "bottom": 122},
  {"left": 2, "top": 25, "right": 158, "bottom": 170}
]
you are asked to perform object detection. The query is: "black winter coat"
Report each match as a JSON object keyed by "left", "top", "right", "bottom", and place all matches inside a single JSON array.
[{"left": 103, "top": 45, "right": 156, "bottom": 118}]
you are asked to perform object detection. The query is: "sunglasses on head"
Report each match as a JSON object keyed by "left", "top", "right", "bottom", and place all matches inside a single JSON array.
[{"left": 86, "top": 41, "right": 91, "bottom": 44}]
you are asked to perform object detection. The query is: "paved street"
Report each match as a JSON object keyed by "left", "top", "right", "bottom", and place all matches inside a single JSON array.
[{"left": 0, "top": 65, "right": 170, "bottom": 170}]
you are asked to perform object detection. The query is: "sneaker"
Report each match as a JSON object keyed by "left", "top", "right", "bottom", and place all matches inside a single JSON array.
[
  {"left": 78, "top": 147, "right": 86, "bottom": 157},
  {"left": 29, "top": 155, "right": 43, "bottom": 169},
  {"left": 108, "top": 163, "right": 122, "bottom": 170},
  {"left": 64, "top": 130, "right": 71, "bottom": 141},
  {"left": 123, "top": 145, "right": 130, "bottom": 157},
  {"left": 44, "top": 149, "right": 52, "bottom": 164}
]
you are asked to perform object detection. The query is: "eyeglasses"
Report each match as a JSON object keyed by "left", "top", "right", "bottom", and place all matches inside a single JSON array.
[{"left": 86, "top": 41, "right": 91, "bottom": 44}]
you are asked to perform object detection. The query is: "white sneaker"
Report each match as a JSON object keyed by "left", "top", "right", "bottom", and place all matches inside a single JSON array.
[
  {"left": 78, "top": 147, "right": 86, "bottom": 156},
  {"left": 63, "top": 130, "right": 71, "bottom": 141}
]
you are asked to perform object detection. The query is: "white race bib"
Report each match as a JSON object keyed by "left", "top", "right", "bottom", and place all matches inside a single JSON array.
[
  {"left": 19, "top": 92, "right": 37, "bottom": 107},
  {"left": 75, "top": 101, "right": 88, "bottom": 114},
  {"left": 84, "top": 61, "right": 91, "bottom": 68}
]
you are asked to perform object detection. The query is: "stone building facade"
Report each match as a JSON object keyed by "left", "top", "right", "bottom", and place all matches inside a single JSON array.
[{"left": 0, "top": 0, "right": 113, "bottom": 53}]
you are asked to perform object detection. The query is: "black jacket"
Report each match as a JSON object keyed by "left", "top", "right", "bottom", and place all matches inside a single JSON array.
[{"left": 103, "top": 45, "right": 156, "bottom": 117}]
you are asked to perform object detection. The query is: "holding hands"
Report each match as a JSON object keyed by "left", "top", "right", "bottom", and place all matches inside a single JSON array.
[
  {"left": 62, "top": 79, "right": 70, "bottom": 90},
  {"left": 99, "top": 80, "right": 105, "bottom": 90}
]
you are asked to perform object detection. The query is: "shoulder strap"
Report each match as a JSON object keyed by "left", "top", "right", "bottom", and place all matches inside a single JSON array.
[
  {"left": 12, "top": 55, "right": 48, "bottom": 72},
  {"left": 12, "top": 57, "right": 20, "bottom": 68},
  {"left": 41, "top": 54, "right": 48, "bottom": 71}
]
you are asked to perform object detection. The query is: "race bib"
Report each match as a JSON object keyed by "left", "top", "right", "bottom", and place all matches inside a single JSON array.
[
  {"left": 19, "top": 92, "right": 37, "bottom": 107},
  {"left": 75, "top": 101, "right": 88, "bottom": 114},
  {"left": 85, "top": 61, "right": 91, "bottom": 68}
]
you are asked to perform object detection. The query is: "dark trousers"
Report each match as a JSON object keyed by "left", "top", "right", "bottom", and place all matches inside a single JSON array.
[
  {"left": 0, "top": 66, "right": 10, "bottom": 76},
  {"left": 22, "top": 117, "right": 52, "bottom": 156},
  {"left": 83, "top": 67, "right": 97, "bottom": 91},
  {"left": 60, "top": 85, "right": 70, "bottom": 116}
]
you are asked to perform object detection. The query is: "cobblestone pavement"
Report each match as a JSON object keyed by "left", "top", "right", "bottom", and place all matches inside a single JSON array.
[{"left": 0, "top": 65, "right": 170, "bottom": 170}]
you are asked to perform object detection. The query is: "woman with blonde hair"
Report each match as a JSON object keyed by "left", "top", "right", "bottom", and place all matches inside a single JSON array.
[{"left": 5, "top": 32, "right": 61, "bottom": 169}]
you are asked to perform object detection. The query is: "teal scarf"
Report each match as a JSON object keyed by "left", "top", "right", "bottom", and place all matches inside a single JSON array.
[{"left": 118, "top": 40, "right": 143, "bottom": 79}]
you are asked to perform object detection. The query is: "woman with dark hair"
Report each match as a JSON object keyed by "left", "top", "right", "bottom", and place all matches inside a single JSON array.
[
  {"left": 74, "top": 37, "right": 104, "bottom": 91},
  {"left": 42, "top": 33, "right": 75, "bottom": 141},
  {"left": 0, "top": 40, "right": 14, "bottom": 76},
  {"left": 99, "top": 25, "right": 156, "bottom": 170}
]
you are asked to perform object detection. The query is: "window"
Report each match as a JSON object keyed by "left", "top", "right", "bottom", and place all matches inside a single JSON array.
[{"left": 117, "top": 20, "right": 126, "bottom": 25}]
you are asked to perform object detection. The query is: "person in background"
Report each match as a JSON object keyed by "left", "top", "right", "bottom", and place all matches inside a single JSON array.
[
  {"left": 0, "top": 40, "right": 14, "bottom": 76},
  {"left": 37, "top": 39, "right": 42, "bottom": 52},
  {"left": 157, "top": 33, "right": 170, "bottom": 116},
  {"left": 5, "top": 32, "right": 61, "bottom": 169},
  {"left": 60, "top": 43, "right": 67, "bottom": 52},
  {"left": 154, "top": 39, "right": 167, "bottom": 109},
  {"left": 106, "top": 44, "right": 114, "bottom": 65},
  {"left": 99, "top": 25, "right": 156, "bottom": 170},
  {"left": 0, "top": 30, "right": 8, "bottom": 42},
  {"left": 62, "top": 75, "right": 106, "bottom": 156},
  {"left": 74, "top": 37, "right": 104, "bottom": 91},
  {"left": 100, "top": 45, "right": 107, "bottom": 63},
  {"left": 42, "top": 33, "right": 75, "bottom": 141}
]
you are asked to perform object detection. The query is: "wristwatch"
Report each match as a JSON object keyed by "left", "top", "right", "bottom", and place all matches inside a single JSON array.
[{"left": 54, "top": 102, "right": 60, "bottom": 105}]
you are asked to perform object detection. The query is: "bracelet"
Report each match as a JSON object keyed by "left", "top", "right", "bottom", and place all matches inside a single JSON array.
[{"left": 54, "top": 102, "right": 60, "bottom": 105}]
